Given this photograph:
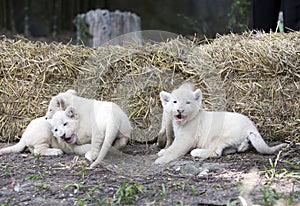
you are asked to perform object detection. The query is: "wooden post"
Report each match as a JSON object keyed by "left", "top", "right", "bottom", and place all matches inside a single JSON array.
[{"left": 75, "top": 9, "right": 141, "bottom": 47}]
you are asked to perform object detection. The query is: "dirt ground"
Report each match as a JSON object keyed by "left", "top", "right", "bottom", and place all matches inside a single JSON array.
[{"left": 0, "top": 142, "right": 299, "bottom": 206}]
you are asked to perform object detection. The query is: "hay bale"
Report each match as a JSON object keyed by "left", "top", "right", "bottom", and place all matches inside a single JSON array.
[
  {"left": 0, "top": 32, "right": 299, "bottom": 143},
  {"left": 0, "top": 35, "right": 94, "bottom": 142}
]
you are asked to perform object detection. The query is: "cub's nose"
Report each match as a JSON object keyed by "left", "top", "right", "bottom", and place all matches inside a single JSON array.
[
  {"left": 177, "top": 109, "right": 184, "bottom": 113},
  {"left": 61, "top": 133, "right": 66, "bottom": 139}
]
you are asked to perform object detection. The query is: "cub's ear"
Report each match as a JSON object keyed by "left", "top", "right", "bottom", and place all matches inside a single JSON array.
[
  {"left": 65, "top": 89, "right": 77, "bottom": 96},
  {"left": 52, "top": 96, "right": 64, "bottom": 108},
  {"left": 193, "top": 89, "right": 202, "bottom": 106},
  {"left": 65, "top": 106, "right": 79, "bottom": 119},
  {"left": 160, "top": 91, "right": 172, "bottom": 108}
]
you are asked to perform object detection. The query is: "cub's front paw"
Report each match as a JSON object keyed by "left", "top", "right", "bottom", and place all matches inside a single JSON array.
[
  {"left": 190, "top": 148, "right": 202, "bottom": 157},
  {"left": 52, "top": 149, "right": 63, "bottom": 156},
  {"left": 85, "top": 151, "right": 97, "bottom": 162},
  {"left": 46, "top": 148, "right": 64, "bottom": 156},
  {"left": 154, "top": 156, "right": 171, "bottom": 165},
  {"left": 157, "top": 149, "right": 166, "bottom": 157}
]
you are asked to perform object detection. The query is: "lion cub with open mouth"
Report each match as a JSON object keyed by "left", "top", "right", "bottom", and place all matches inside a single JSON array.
[
  {"left": 0, "top": 116, "right": 90, "bottom": 156},
  {"left": 47, "top": 90, "right": 131, "bottom": 168},
  {"left": 155, "top": 84, "right": 287, "bottom": 164}
]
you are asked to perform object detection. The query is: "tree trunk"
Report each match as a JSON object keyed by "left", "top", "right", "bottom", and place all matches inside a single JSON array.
[
  {"left": 24, "top": 0, "right": 30, "bottom": 36},
  {"left": 75, "top": 9, "right": 141, "bottom": 47},
  {"left": 52, "top": 0, "right": 60, "bottom": 38},
  {"left": 8, "top": 0, "right": 16, "bottom": 33}
]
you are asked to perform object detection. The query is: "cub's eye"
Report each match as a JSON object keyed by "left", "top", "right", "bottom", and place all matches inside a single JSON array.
[
  {"left": 54, "top": 128, "right": 58, "bottom": 132},
  {"left": 173, "top": 100, "right": 177, "bottom": 104},
  {"left": 63, "top": 122, "right": 68, "bottom": 126},
  {"left": 49, "top": 109, "right": 53, "bottom": 112},
  {"left": 186, "top": 101, "right": 191, "bottom": 104}
]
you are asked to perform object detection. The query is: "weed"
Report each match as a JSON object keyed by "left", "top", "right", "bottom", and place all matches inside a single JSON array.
[
  {"left": 2, "top": 164, "right": 10, "bottom": 177},
  {"left": 33, "top": 153, "right": 41, "bottom": 163},
  {"left": 212, "top": 183, "right": 221, "bottom": 189},
  {"left": 113, "top": 179, "right": 143, "bottom": 204},
  {"left": 38, "top": 182, "right": 50, "bottom": 190},
  {"left": 263, "top": 151, "right": 290, "bottom": 180},
  {"left": 81, "top": 185, "right": 102, "bottom": 202},
  {"left": 172, "top": 181, "right": 179, "bottom": 190},
  {"left": 25, "top": 170, "right": 48, "bottom": 180},
  {"left": 96, "top": 197, "right": 115, "bottom": 206},
  {"left": 226, "top": 199, "right": 240, "bottom": 206},
  {"left": 261, "top": 182, "right": 299, "bottom": 206},
  {"left": 181, "top": 182, "right": 186, "bottom": 191},
  {"left": 64, "top": 182, "right": 84, "bottom": 193},
  {"left": 233, "top": 181, "right": 242, "bottom": 187},
  {"left": 263, "top": 151, "right": 300, "bottom": 181},
  {"left": 160, "top": 183, "right": 166, "bottom": 198},
  {"left": 190, "top": 185, "right": 197, "bottom": 196},
  {"left": 75, "top": 197, "right": 85, "bottom": 206},
  {"left": 283, "top": 160, "right": 300, "bottom": 170},
  {"left": 76, "top": 167, "right": 88, "bottom": 178},
  {"left": 175, "top": 200, "right": 184, "bottom": 206}
]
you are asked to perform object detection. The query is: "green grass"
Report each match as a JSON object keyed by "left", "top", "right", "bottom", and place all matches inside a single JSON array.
[
  {"left": 160, "top": 183, "right": 167, "bottom": 198},
  {"left": 75, "top": 167, "right": 88, "bottom": 178},
  {"left": 25, "top": 170, "right": 48, "bottom": 180},
  {"left": 113, "top": 179, "right": 143, "bottom": 204},
  {"left": 261, "top": 183, "right": 299, "bottom": 206},
  {"left": 263, "top": 151, "right": 300, "bottom": 180}
]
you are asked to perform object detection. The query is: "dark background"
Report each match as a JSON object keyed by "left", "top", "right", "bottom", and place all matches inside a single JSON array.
[{"left": 0, "top": 0, "right": 251, "bottom": 41}]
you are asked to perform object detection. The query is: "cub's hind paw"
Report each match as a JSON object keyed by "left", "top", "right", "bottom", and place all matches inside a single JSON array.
[{"left": 190, "top": 148, "right": 220, "bottom": 159}]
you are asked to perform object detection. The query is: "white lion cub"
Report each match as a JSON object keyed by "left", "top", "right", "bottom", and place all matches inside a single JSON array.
[
  {"left": 0, "top": 117, "right": 91, "bottom": 156},
  {"left": 157, "top": 84, "right": 195, "bottom": 149},
  {"left": 155, "top": 85, "right": 287, "bottom": 164},
  {"left": 47, "top": 92, "right": 131, "bottom": 168},
  {"left": 157, "top": 92, "right": 173, "bottom": 149},
  {"left": 0, "top": 117, "right": 63, "bottom": 156},
  {"left": 45, "top": 89, "right": 77, "bottom": 119}
]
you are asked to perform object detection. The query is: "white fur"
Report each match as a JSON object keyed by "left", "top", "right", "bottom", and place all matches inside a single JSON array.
[
  {"left": 45, "top": 89, "right": 77, "bottom": 119},
  {"left": 157, "top": 83, "right": 196, "bottom": 149},
  {"left": 47, "top": 92, "right": 131, "bottom": 168},
  {"left": 0, "top": 116, "right": 91, "bottom": 156},
  {"left": 0, "top": 118, "right": 58, "bottom": 156},
  {"left": 157, "top": 91, "right": 173, "bottom": 148},
  {"left": 155, "top": 85, "right": 287, "bottom": 164}
]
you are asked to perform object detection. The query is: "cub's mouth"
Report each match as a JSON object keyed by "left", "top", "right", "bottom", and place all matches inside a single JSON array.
[
  {"left": 175, "top": 113, "right": 186, "bottom": 123},
  {"left": 61, "top": 134, "right": 77, "bottom": 144}
]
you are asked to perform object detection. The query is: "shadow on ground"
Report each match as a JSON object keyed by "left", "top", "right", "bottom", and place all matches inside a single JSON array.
[{"left": 0, "top": 142, "right": 299, "bottom": 205}]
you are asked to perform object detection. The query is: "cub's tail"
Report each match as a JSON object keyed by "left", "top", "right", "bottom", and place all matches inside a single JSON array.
[
  {"left": 248, "top": 132, "right": 287, "bottom": 154},
  {"left": 0, "top": 139, "right": 26, "bottom": 155}
]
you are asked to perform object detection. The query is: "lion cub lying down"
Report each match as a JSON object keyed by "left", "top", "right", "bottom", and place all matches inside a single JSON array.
[
  {"left": 47, "top": 91, "right": 131, "bottom": 168},
  {"left": 0, "top": 117, "right": 90, "bottom": 156},
  {"left": 155, "top": 84, "right": 287, "bottom": 164}
]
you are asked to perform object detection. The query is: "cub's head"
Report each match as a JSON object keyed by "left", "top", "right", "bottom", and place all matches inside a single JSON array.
[
  {"left": 48, "top": 106, "right": 80, "bottom": 144},
  {"left": 160, "top": 87, "right": 202, "bottom": 125},
  {"left": 45, "top": 89, "right": 77, "bottom": 119}
]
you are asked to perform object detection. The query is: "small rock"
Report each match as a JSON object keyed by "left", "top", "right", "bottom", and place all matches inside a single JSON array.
[
  {"left": 181, "top": 164, "right": 200, "bottom": 175},
  {"left": 201, "top": 163, "right": 230, "bottom": 171}
]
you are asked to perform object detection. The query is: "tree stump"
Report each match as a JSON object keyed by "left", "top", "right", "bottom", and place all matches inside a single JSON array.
[{"left": 75, "top": 9, "right": 141, "bottom": 47}]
